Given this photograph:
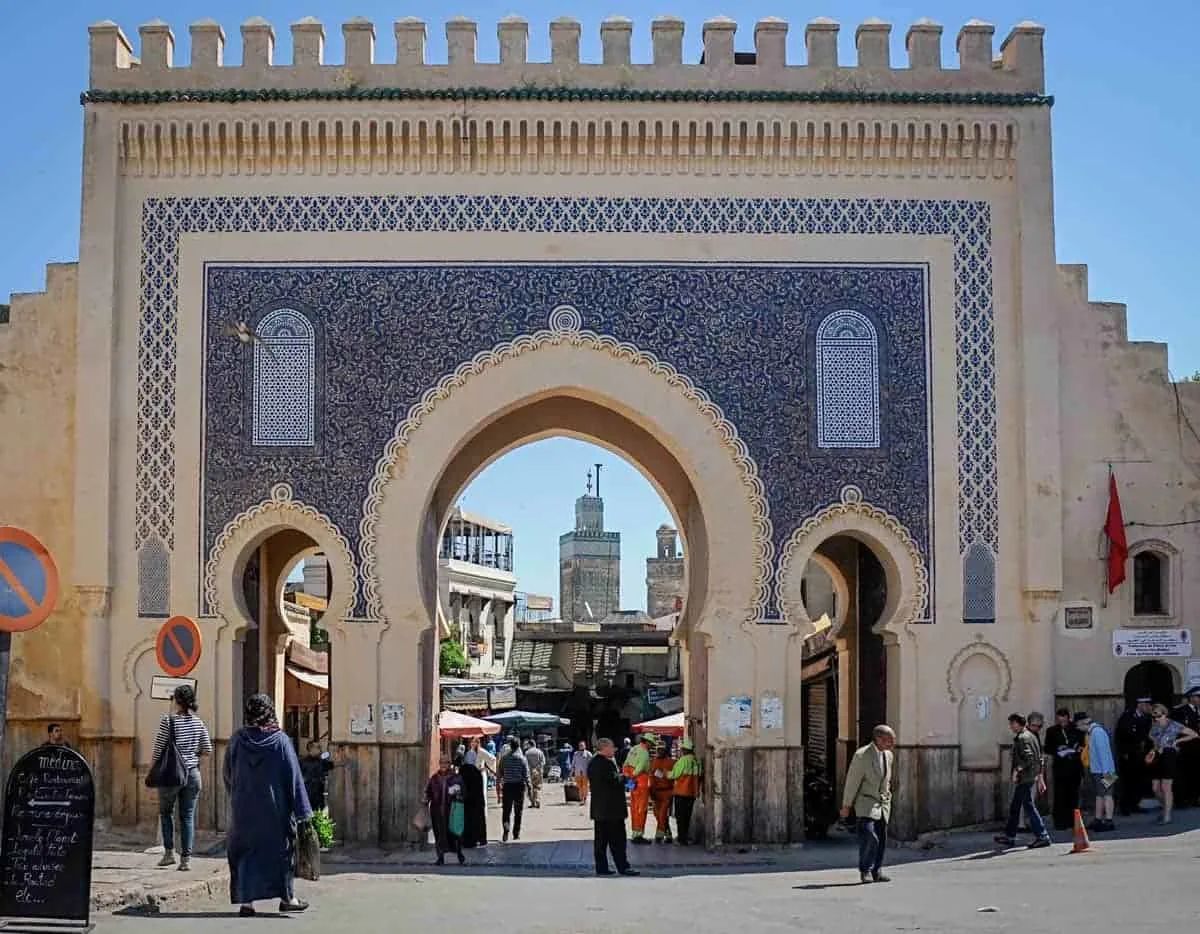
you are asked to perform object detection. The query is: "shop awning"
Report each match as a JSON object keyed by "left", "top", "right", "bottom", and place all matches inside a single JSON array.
[
  {"left": 286, "top": 665, "right": 329, "bottom": 691},
  {"left": 489, "top": 684, "right": 517, "bottom": 710},
  {"left": 284, "top": 665, "right": 328, "bottom": 708},
  {"left": 441, "top": 683, "right": 490, "bottom": 710},
  {"left": 654, "top": 694, "right": 684, "bottom": 715}
]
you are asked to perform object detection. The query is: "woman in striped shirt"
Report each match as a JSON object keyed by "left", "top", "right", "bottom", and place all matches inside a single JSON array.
[{"left": 153, "top": 685, "right": 213, "bottom": 871}]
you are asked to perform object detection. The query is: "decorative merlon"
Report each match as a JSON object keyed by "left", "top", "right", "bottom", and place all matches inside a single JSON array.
[{"left": 86, "top": 16, "right": 1049, "bottom": 96}]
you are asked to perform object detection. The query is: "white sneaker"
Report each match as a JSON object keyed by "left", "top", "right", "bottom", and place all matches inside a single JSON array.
[{"left": 158, "top": 852, "right": 176, "bottom": 867}]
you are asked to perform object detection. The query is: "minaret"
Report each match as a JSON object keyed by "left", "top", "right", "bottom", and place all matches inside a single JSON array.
[{"left": 559, "top": 466, "right": 621, "bottom": 623}]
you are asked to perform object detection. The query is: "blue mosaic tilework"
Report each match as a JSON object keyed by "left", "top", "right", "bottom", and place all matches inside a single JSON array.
[
  {"left": 135, "top": 195, "right": 996, "bottom": 619},
  {"left": 201, "top": 262, "right": 930, "bottom": 619}
]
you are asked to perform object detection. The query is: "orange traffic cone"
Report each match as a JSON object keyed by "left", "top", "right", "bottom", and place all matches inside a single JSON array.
[{"left": 1070, "top": 809, "right": 1091, "bottom": 853}]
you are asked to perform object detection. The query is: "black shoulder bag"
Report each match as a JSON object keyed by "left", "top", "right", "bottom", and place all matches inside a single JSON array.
[{"left": 145, "top": 715, "right": 188, "bottom": 789}]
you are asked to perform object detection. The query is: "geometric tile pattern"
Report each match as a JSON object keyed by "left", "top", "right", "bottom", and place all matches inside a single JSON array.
[
  {"left": 252, "top": 308, "right": 316, "bottom": 447},
  {"left": 815, "top": 310, "right": 881, "bottom": 449},
  {"left": 136, "top": 195, "right": 996, "bottom": 618},
  {"left": 202, "top": 262, "right": 930, "bottom": 620}
]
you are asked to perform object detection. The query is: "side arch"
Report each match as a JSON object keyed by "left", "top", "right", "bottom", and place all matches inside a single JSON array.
[
  {"left": 204, "top": 482, "right": 357, "bottom": 629},
  {"left": 775, "top": 484, "right": 929, "bottom": 640}
]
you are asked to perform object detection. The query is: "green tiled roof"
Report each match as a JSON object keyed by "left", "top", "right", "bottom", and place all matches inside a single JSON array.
[{"left": 82, "top": 86, "right": 1053, "bottom": 107}]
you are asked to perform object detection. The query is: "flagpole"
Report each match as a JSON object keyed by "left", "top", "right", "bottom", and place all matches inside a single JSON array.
[{"left": 1101, "top": 464, "right": 1112, "bottom": 609}]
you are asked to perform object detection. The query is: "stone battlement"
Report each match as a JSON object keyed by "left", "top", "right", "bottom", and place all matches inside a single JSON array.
[{"left": 86, "top": 16, "right": 1047, "bottom": 100}]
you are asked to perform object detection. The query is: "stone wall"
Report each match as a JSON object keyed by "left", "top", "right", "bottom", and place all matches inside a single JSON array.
[
  {"left": 0, "top": 264, "right": 86, "bottom": 767},
  {"left": 1056, "top": 263, "right": 1200, "bottom": 703}
]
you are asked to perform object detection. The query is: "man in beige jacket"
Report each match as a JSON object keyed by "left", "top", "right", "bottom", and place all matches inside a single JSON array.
[{"left": 840, "top": 724, "right": 896, "bottom": 884}]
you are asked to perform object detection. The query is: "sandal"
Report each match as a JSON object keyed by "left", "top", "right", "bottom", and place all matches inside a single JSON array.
[{"left": 279, "top": 899, "right": 309, "bottom": 913}]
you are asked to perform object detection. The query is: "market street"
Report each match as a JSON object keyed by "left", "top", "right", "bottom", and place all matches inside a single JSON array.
[{"left": 102, "top": 811, "right": 1200, "bottom": 934}]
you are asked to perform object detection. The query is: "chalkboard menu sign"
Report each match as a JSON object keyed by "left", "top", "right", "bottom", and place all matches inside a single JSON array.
[{"left": 0, "top": 744, "right": 95, "bottom": 924}]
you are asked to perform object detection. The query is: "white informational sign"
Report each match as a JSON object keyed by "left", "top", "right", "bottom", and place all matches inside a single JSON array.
[
  {"left": 349, "top": 704, "right": 375, "bottom": 736},
  {"left": 1111, "top": 628, "right": 1193, "bottom": 659},
  {"left": 1186, "top": 659, "right": 1200, "bottom": 688},
  {"left": 718, "top": 695, "right": 752, "bottom": 738},
  {"left": 381, "top": 702, "right": 405, "bottom": 737},
  {"left": 760, "top": 692, "right": 783, "bottom": 731},
  {"left": 150, "top": 676, "right": 197, "bottom": 700}
]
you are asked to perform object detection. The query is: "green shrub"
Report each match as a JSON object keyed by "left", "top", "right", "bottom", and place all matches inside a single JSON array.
[
  {"left": 312, "top": 808, "right": 336, "bottom": 848},
  {"left": 440, "top": 640, "right": 469, "bottom": 677}
]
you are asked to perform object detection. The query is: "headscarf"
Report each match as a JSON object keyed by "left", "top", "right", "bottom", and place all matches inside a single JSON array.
[{"left": 244, "top": 693, "right": 279, "bottom": 732}]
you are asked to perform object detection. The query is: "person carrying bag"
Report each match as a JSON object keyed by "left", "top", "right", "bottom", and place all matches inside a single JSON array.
[{"left": 146, "top": 685, "right": 213, "bottom": 871}]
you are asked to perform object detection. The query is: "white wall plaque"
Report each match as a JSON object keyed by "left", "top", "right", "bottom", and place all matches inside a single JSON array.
[{"left": 1112, "top": 628, "right": 1192, "bottom": 659}]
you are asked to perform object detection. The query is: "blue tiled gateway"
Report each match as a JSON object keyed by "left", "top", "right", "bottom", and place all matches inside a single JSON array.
[{"left": 8, "top": 13, "right": 1189, "bottom": 849}]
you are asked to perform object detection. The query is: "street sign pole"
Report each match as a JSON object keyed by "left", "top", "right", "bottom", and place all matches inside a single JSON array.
[
  {"left": 0, "top": 526, "right": 62, "bottom": 836},
  {"left": 0, "top": 629, "right": 11, "bottom": 786}
]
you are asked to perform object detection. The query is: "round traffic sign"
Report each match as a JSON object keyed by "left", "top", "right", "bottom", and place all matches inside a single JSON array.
[
  {"left": 155, "top": 615, "right": 203, "bottom": 678},
  {"left": 0, "top": 527, "right": 61, "bottom": 634}
]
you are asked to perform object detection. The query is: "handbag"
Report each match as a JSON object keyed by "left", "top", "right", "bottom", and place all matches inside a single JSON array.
[
  {"left": 412, "top": 804, "right": 432, "bottom": 833},
  {"left": 145, "top": 716, "right": 187, "bottom": 789},
  {"left": 294, "top": 820, "right": 321, "bottom": 882},
  {"left": 449, "top": 800, "right": 465, "bottom": 838}
]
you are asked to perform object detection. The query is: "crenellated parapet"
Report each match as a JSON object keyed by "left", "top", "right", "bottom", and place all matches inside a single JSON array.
[{"left": 84, "top": 15, "right": 1048, "bottom": 102}]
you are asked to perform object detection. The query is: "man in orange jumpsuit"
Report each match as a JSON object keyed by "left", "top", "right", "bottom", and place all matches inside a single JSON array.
[
  {"left": 623, "top": 734, "right": 654, "bottom": 843},
  {"left": 649, "top": 742, "right": 676, "bottom": 843}
]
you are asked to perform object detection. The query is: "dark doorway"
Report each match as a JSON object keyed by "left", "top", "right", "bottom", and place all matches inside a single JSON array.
[
  {"left": 1123, "top": 660, "right": 1175, "bottom": 707},
  {"left": 240, "top": 550, "right": 261, "bottom": 717},
  {"left": 856, "top": 545, "right": 888, "bottom": 745}
]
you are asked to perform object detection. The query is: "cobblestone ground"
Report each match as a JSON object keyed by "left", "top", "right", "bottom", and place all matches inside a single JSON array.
[{"left": 101, "top": 803, "right": 1200, "bottom": 933}]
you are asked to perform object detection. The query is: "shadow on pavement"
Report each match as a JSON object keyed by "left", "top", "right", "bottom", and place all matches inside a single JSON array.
[
  {"left": 320, "top": 861, "right": 783, "bottom": 880},
  {"left": 114, "top": 908, "right": 288, "bottom": 920},
  {"left": 791, "top": 881, "right": 863, "bottom": 890}
]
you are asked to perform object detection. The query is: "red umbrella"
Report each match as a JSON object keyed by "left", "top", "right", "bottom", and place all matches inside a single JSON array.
[
  {"left": 438, "top": 710, "right": 501, "bottom": 739},
  {"left": 632, "top": 712, "right": 685, "bottom": 737}
]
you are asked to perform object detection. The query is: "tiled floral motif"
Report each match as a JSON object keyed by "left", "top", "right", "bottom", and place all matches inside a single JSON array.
[
  {"left": 135, "top": 195, "right": 996, "bottom": 618},
  {"left": 202, "top": 263, "right": 930, "bottom": 618}
]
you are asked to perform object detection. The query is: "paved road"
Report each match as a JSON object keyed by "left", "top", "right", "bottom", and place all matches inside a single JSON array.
[{"left": 104, "top": 820, "right": 1199, "bottom": 933}]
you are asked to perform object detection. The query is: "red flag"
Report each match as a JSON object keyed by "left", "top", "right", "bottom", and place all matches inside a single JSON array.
[{"left": 1105, "top": 471, "right": 1128, "bottom": 593}]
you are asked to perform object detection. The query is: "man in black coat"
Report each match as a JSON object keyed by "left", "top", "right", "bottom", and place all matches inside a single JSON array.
[
  {"left": 587, "top": 738, "right": 640, "bottom": 877},
  {"left": 1114, "top": 698, "right": 1153, "bottom": 815},
  {"left": 1170, "top": 686, "right": 1200, "bottom": 807}
]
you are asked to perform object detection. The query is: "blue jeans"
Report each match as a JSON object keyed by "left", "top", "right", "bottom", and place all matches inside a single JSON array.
[
  {"left": 857, "top": 817, "right": 887, "bottom": 875},
  {"left": 1005, "top": 781, "right": 1048, "bottom": 839},
  {"left": 159, "top": 767, "right": 202, "bottom": 856}
]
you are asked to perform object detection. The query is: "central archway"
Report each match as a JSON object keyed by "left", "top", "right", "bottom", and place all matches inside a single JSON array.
[{"left": 363, "top": 325, "right": 768, "bottom": 842}]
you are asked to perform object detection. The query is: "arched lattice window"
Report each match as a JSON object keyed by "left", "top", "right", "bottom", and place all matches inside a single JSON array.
[
  {"left": 815, "top": 310, "right": 881, "bottom": 449},
  {"left": 137, "top": 535, "right": 170, "bottom": 616},
  {"left": 962, "top": 542, "right": 996, "bottom": 623},
  {"left": 252, "top": 309, "right": 315, "bottom": 447}
]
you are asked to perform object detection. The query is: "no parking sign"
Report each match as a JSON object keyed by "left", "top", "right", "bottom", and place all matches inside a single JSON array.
[{"left": 0, "top": 527, "right": 60, "bottom": 634}]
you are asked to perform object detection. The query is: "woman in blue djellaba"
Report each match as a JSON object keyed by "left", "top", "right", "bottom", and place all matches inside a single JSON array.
[{"left": 224, "top": 693, "right": 313, "bottom": 916}]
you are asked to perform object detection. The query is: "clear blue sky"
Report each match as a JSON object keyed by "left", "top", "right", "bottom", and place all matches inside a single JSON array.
[{"left": 5, "top": 2, "right": 1199, "bottom": 606}]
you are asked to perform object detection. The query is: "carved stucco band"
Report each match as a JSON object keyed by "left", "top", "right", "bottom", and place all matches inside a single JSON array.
[
  {"left": 358, "top": 306, "right": 773, "bottom": 622},
  {"left": 774, "top": 484, "right": 930, "bottom": 634},
  {"left": 203, "top": 482, "right": 358, "bottom": 620},
  {"left": 946, "top": 640, "right": 1013, "bottom": 703}
]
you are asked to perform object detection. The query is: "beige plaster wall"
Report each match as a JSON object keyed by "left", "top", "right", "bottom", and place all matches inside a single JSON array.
[
  {"left": 0, "top": 264, "right": 85, "bottom": 724},
  {"left": 63, "top": 75, "right": 1063, "bottom": 808},
  {"left": 1055, "top": 264, "right": 1200, "bottom": 699}
]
